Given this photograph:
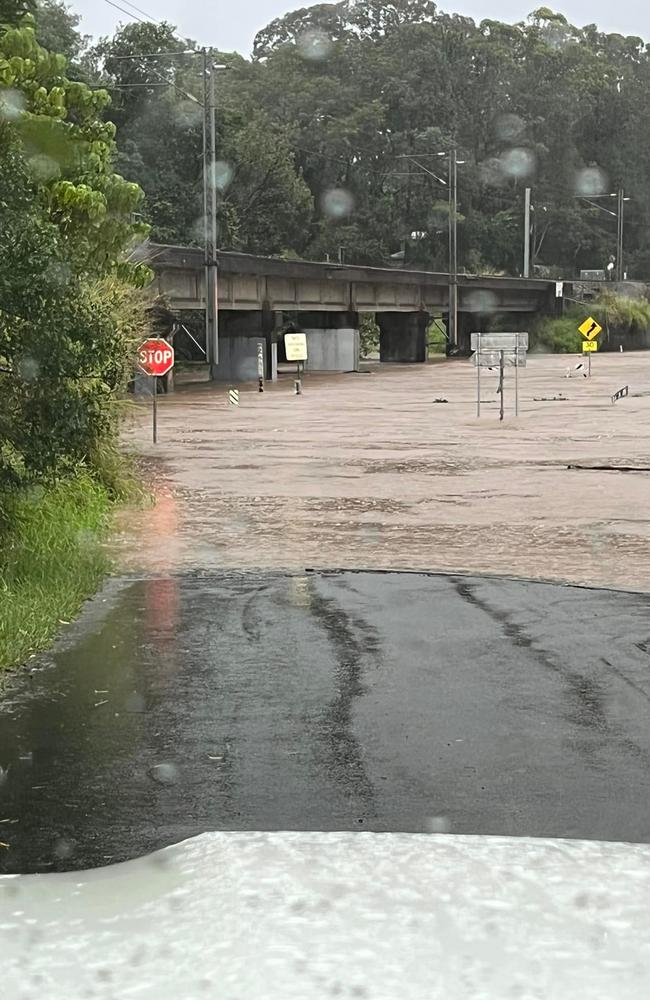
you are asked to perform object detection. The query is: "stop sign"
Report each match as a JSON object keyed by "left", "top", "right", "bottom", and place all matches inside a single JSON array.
[{"left": 137, "top": 337, "right": 174, "bottom": 377}]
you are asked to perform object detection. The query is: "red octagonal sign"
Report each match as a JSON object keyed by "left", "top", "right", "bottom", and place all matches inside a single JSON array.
[{"left": 137, "top": 337, "right": 174, "bottom": 377}]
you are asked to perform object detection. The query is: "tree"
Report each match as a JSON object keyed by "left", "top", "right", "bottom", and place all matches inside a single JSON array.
[
  {"left": 0, "top": 13, "right": 149, "bottom": 492},
  {"left": 34, "top": 0, "right": 86, "bottom": 63}
]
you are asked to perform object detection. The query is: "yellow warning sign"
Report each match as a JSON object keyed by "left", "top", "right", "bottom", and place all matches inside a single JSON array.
[
  {"left": 582, "top": 340, "right": 598, "bottom": 352},
  {"left": 578, "top": 317, "right": 602, "bottom": 341}
]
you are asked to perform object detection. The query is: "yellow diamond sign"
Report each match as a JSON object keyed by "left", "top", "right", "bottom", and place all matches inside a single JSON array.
[
  {"left": 582, "top": 340, "right": 597, "bottom": 352},
  {"left": 578, "top": 317, "right": 602, "bottom": 341}
]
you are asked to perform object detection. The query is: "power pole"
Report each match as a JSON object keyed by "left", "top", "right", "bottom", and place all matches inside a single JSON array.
[
  {"left": 523, "top": 187, "right": 531, "bottom": 278},
  {"left": 448, "top": 148, "right": 458, "bottom": 349},
  {"left": 207, "top": 63, "right": 219, "bottom": 370},
  {"left": 616, "top": 187, "right": 625, "bottom": 282},
  {"left": 202, "top": 49, "right": 211, "bottom": 365}
]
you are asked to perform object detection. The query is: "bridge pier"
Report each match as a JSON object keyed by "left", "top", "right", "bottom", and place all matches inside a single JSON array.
[
  {"left": 377, "top": 311, "right": 429, "bottom": 363},
  {"left": 212, "top": 310, "right": 271, "bottom": 382},
  {"left": 287, "top": 311, "right": 360, "bottom": 372}
]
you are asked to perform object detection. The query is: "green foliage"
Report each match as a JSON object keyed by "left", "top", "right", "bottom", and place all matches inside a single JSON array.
[
  {"left": 534, "top": 293, "right": 650, "bottom": 351},
  {"left": 0, "top": 473, "right": 111, "bottom": 670},
  {"left": 0, "top": 15, "right": 150, "bottom": 495},
  {"left": 83, "top": 4, "right": 650, "bottom": 277},
  {"left": 359, "top": 312, "right": 379, "bottom": 356},
  {"left": 532, "top": 315, "right": 582, "bottom": 353}
]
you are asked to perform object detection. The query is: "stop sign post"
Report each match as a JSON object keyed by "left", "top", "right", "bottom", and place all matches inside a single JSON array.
[{"left": 137, "top": 338, "right": 174, "bottom": 443}]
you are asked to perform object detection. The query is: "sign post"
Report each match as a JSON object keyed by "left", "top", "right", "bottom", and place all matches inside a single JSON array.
[
  {"left": 284, "top": 332, "right": 308, "bottom": 394},
  {"left": 471, "top": 332, "right": 528, "bottom": 420},
  {"left": 257, "top": 341, "right": 265, "bottom": 392},
  {"left": 578, "top": 317, "right": 602, "bottom": 377},
  {"left": 137, "top": 337, "right": 175, "bottom": 443}
]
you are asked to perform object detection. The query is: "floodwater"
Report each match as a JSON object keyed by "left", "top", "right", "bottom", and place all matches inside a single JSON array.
[
  {"left": 3, "top": 570, "right": 650, "bottom": 874},
  {"left": 118, "top": 355, "right": 650, "bottom": 591}
]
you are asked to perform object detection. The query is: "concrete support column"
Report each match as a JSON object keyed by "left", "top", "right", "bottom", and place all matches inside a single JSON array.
[
  {"left": 212, "top": 310, "right": 266, "bottom": 382},
  {"left": 377, "top": 311, "right": 428, "bottom": 363},
  {"left": 294, "top": 311, "right": 360, "bottom": 372}
]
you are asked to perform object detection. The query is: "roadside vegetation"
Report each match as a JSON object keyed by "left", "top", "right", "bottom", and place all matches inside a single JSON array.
[
  {"left": 533, "top": 294, "right": 650, "bottom": 352},
  {"left": 0, "top": 2, "right": 151, "bottom": 672}
]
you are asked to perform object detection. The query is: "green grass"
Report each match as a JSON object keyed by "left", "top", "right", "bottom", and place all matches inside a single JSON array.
[{"left": 0, "top": 474, "right": 113, "bottom": 672}]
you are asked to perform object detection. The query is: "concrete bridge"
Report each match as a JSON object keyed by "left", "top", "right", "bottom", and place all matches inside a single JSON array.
[{"left": 142, "top": 242, "right": 564, "bottom": 380}]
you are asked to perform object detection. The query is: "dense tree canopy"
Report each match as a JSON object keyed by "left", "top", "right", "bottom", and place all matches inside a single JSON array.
[
  {"left": 0, "top": 5, "right": 148, "bottom": 497},
  {"left": 19, "top": 1, "right": 650, "bottom": 280}
]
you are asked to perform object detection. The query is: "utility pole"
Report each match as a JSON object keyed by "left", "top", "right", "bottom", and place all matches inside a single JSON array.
[
  {"left": 523, "top": 187, "right": 531, "bottom": 278},
  {"left": 448, "top": 148, "right": 458, "bottom": 350},
  {"left": 203, "top": 57, "right": 220, "bottom": 371},
  {"left": 202, "top": 48, "right": 210, "bottom": 365},
  {"left": 616, "top": 187, "right": 625, "bottom": 282}
]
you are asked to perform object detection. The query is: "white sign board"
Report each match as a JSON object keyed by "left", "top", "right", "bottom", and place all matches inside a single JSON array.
[
  {"left": 471, "top": 332, "right": 528, "bottom": 352},
  {"left": 285, "top": 332, "right": 308, "bottom": 362},
  {"left": 472, "top": 351, "right": 527, "bottom": 368}
]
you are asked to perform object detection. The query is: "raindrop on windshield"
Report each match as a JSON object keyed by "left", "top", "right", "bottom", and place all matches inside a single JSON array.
[
  {"left": 321, "top": 187, "right": 354, "bottom": 219},
  {"left": 210, "top": 160, "right": 233, "bottom": 192},
  {"left": 0, "top": 88, "right": 25, "bottom": 120},
  {"left": 575, "top": 166, "right": 608, "bottom": 197},
  {"left": 500, "top": 148, "right": 536, "bottom": 180},
  {"left": 494, "top": 113, "right": 525, "bottom": 142},
  {"left": 296, "top": 28, "right": 333, "bottom": 61}
]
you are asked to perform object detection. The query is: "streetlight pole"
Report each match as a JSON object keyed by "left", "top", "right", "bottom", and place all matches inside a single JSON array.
[
  {"left": 617, "top": 187, "right": 625, "bottom": 282},
  {"left": 523, "top": 187, "right": 532, "bottom": 278},
  {"left": 448, "top": 147, "right": 458, "bottom": 350}
]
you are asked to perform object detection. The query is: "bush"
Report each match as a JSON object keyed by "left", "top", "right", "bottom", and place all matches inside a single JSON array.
[{"left": 0, "top": 474, "right": 112, "bottom": 670}]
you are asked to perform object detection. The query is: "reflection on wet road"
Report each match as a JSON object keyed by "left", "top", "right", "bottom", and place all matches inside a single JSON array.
[{"left": 2, "top": 570, "right": 650, "bottom": 872}]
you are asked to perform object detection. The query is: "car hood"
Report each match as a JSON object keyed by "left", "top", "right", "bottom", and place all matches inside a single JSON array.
[{"left": 3, "top": 831, "right": 650, "bottom": 999}]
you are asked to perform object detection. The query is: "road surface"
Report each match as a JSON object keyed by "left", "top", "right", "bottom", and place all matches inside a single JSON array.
[{"left": 2, "top": 570, "right": 650, "bottom": 873}]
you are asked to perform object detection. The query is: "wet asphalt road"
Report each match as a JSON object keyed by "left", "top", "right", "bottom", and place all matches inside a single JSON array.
[{"left": 2, "top": 570, "right": 650, "bottom": 873}]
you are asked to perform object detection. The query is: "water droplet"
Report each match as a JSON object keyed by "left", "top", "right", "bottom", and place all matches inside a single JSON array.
[
  {"left": 53, "top": 837, "right": 75, "bottom": 860},
  {"left": 126, "top": 692, "right": 145, "bottom": 713},
  {"left": 321, "top": 187, "right": 354, "bottom": 219},
  {"left": 425, "top": 815, "right": 452, "bottom": 834},
  {"left": 575, "top": 166, "right": 608, "bottom": 197},
  {"left": 500, "top": 148, "right": 536, "bottom": 180},
  {"left": 17, "top": 356, "right": 40, "bottom": 382},
  {"left": 465, "top": 290, "right": 499, "bottom": 314},
  {"left": 478, "top": 157, "right": 505, "bottom": 187},
  {"left": 296, "top": 29, "right": 333, "bottom": 61},
  {"left": 29, "top": 154, "right": 60, "bottom": 182},
  {"left": 494, "top": 113, "right": 525, "bottom": 142},
  {"left": 148, "top": 762, "right": 179, "bottom": 785},
  {"left": 210, "top": 160, "right": 233, "bottom": 192},
  {"left": 0, "top": 88, "right": 25, "bottom": 120}
]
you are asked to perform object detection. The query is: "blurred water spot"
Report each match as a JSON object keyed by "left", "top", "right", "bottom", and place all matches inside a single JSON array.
[
  {"left": 53, "top": 837, "right": 75, "bottom": 860},
  {"left": 76, "top": 528, "right": 97, "bottom": 549},
  {"left": 494, "top": 113, "right": 525, "bottom": 142},
  {"left": 425, "top": 815, "right": 452, "bottom": 833},
  {"left": 29, "top": 154, "right": 60, "bottom": 182},
  {"left": 465, "top": 290, "right": 498, "bottom": 314},
  {"left": 321, "top": 187, "right": 354, "bottom": 219},
  {"left": 210, "top": 160, "right": 233, "bottom": 192},
  {"left": 296, "top": 28, "right": 333, "bottom": 61},
  {"left": 148, "top": 762, "right": 179, "bottom": 785},
  {"left": 478, "top": 157, "right": 506, "bottom": 187},
  {"left": 126, "top": 691, "right": 145, "bottom": 713},
  {"left": 575, "top": 166, "right": 608, "bottom": 197},
  {"left": 17, "top": 356, "right": 40, "bottom": 382},
  {"left": 43, "top": 260, "right": 71, "bottom": 288},
  {"left": 0, "top": 88, "right": 25, "bottom": 120},
  {"left": 174, "top": 99, "right": 203, "bottom": 129},
  {"left": 616, "top": 282, "right": 645, "bottom": 299},
  {"left": 191, "top": 214, "right": 208, "bottom": 243},
  {"left": 500, "top": 148, "right": 536, "bottom": 180}
]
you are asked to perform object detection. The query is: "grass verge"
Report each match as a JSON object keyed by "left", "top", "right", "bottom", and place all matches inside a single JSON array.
[{"left": 0, "top": 474, "right": 113, "bottom": 673}]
